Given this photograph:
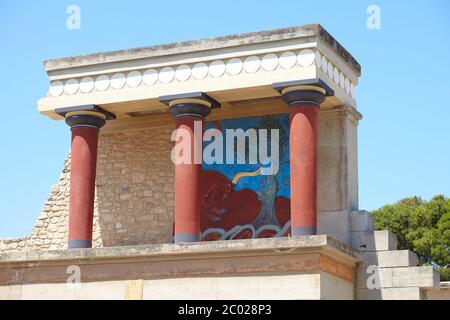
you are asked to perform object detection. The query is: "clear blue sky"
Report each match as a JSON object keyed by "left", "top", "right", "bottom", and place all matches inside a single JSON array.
[{"left": 0, "top": 0, "right": 449, "bottom": 238}]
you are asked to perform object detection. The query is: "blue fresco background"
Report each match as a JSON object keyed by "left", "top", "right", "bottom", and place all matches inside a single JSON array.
[{"left": 203, "top": 114, "right": 291, "bottom": 199}]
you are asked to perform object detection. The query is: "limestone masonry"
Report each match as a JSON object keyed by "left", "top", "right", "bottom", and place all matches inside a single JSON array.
[{"left": 0, "top": 126, "right": 175, "bottom": 252}]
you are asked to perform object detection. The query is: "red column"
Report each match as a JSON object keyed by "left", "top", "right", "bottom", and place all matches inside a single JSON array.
[
  {"left": 173, "top": 116, "right": 204, "bottom": 242},
  {"left": 61, "top": 111, "right": 107, "bottom": 249},
  {"left": 68, "top": 127, "right": 100, "bottom": 248},
  {"left": 161, "top": 93, "right": 217, "bottom": 243},
  {"left": 289, "top": 103, "right": 319, "bottom": 236},
  {"left": 273, "top": 82, "right": 329, "bottom": 237}
]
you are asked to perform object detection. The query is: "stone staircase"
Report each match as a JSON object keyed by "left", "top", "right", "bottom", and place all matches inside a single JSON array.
[{"left": 350, "top": 210, "right": 440, "bottom": 300}]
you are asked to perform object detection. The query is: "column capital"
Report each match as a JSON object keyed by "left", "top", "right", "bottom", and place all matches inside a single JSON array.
[
  {"left": 160, "top": 92, "right": 220, "bottom": 119},
  {"left": 55, "top": 104, "right": 115, "bottom": 129},
  {"left": 273, "top": 78, "right": 333, "bottom": 106}
]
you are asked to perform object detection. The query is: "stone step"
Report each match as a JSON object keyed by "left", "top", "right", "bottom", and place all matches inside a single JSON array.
[
  {"left": 359, "top": 250, "right": 418, "bottom": 269},
  {"left": 392, "top": 266, "right": 440, "bottom": 289},
  {"left": 356, "top": 266, "right": 440, "bottom": 290},
  {"left": 350, "top": 230, "right": 397, "bottom": 252},
  {"left": 356, "top": 287, "right": 425, "bottom": 300},
  {"left": 350, "top": 210, "right": 374, "bottom": 232},
  {"left": 357, "top": 267, "right": 394, "bottom": 289}
]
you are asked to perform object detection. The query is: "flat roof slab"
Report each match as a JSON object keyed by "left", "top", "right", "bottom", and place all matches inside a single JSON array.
[{"left": 38, "top": 24, "right": 361, "bottom": 123}]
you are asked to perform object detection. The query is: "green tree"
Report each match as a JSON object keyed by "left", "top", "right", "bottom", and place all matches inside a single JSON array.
[{"left": 372, "top": 195, "right": 450, "bottom": 281}]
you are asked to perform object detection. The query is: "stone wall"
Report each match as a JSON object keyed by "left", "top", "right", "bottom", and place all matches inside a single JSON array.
[
  {"left": 351, "top": 211, "right": 441, "bottom": 299},
  {"left": 95, "top": 126, "right": 174, "bottom": 247},
  {"left": 0, "top": 155, "right": 104, "bottom": 253},
  {"left": 0, "top": 126, "right": 175, "bottom": 253},
  {"left": 0, "top": 156, "right": 74, "bottom": 253}
]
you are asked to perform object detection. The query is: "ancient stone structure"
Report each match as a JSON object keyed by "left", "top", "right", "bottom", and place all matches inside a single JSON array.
[{"left": 0, "top": 24, "right": 447, "bottom": 300}]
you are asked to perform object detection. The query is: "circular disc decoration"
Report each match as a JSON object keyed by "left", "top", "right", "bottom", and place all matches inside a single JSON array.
[
  {"left": 159, "top": 67, "right": 175, "bottom": 83},
  {"left": 209, "top": 60, "right": 226, "bottom": 78},
  {"left": 333, "top": 67, "right": 340, "bottom": 84},
  {"left": 127, "top": 71, "right": 142, "bottom": 87},
  {"left": 243, "top": 55, "right": 261, "bottom": 73},
  {"left": 350, "top": 83, "right": 356, "bottom": 98},
  {"left": 315, "top": 51, "right": 322, "bottom": 68},
  {"left": 95, "top": 75, "right": 110, "bottom": 91},
  {"left": 226, "top": 58, "right": 243, "bottom": 76},
  {"left": 297, "top": 49, "right": 315, "bottom": 67},
  {"left": 339, "top": 72, "right": 345, "bottom": 89},
  {"left": 192, "top": 63, "right": 209, "bottom": 80},
  {"left": 79, "top": 77, "right": 95, "bottom": 93},
  {"left": 143, "top": 69, "right": 158, "bottom": 86},
  {"left": 261, "top": 53, "right": 278, "bottom": 71},
  {"left": 49, "top": 80, "right": 64, "bottom": 97},
  {"left": 175, "top": 64, "right": 191, "bottom": 82},
  {"left": 64, "top": 79, "right": 79, "bottom": 95},
  {"left": 111, "top": 73, "right": 126, "bottom": 89},
  {"left": 327, "top": 61, "right": 334, "bottom": 79},
  {"left": 345, "top": 78, "right": 351, "bottom": 94},
  {"left": 279, "top": 51, "right": 296, "bottom": 69},
  {"left": 321, "top": 56, "right": 328, "bottom": 74}
]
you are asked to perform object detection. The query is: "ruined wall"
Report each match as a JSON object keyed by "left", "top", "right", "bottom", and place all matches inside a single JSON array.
[
  {"left": 95, "top": 126, "right": 174, "bottom": 247},
  {"left": 0, "top": 156, "right": 103, "bottom": 253},
  {"left": 0, "top": 126, "right": 175, "bottom": 253}
]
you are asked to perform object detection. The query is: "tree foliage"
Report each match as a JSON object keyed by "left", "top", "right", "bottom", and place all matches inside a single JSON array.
[{"left": 372, "top": 195, "right": 450, "bottom": 281}]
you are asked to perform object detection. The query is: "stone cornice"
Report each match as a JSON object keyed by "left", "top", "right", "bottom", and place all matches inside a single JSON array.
[
  {"left": 38, "top": 25, "right": 361, "bottom": 121},
  {"left": 0, "top": 236, "right": 359, "bottom": 265},
  {"left": 0, "top": 237, "right": 361, "bottom": 286},
  {"left": 43, "top": 24, "right": 360, "bottom": 76}
]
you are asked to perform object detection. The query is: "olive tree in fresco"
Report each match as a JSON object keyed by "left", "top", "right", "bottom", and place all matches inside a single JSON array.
[{"left": 248, "top": 115, "right": 290, "bottom": 230}]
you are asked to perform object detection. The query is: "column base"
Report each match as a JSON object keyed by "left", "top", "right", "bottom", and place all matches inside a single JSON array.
[
  {"left": 292, "top": 226, "right": 317, "bottom": 237},
  {"left": 174, "top": 233, "right": 200, "bottom": 243},
  {"left": 68, "top": 240, "right": 92, "bottom": 249}
]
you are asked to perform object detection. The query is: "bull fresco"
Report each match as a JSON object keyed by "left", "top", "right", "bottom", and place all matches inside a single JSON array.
[{"left": 200, "top": 114, "right": 291, "bottom": 241}]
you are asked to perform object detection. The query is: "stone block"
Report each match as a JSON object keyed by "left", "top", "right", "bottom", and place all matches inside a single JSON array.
[
  {"left": 357, "top": 268, "right": 393, "bottom": 289},
  {"left": 356, "top": 287, "right": 424, "bottom": 300},
  {"left": 142, "top": 274, "right": 322, "bottom": 300},
  {"left": 125, "top": 280, "right": 143, "bottom": 300},
  {"left": 392, "top": 266, "right": 440, "bottom": 289},
  {"left": 359, "top": 250, "right": 417, "bottom": 269},
  {"left": 350, "top": 210, "right": 374, "bottom": 232},
  {"left": 318, "top": 210, "right": 350, "bottom": 244},
  {"left": 324, "top": 232, "right": 350, "bottom": 244},
  {"left": 0, "top": 285, "right": 22, "bottom": 300},
  {"left": 320, "top": 272, "right": 354, "bottom": 300},
  {"left": 17, "top": 281, "right": 125, "bottom": 300},
  {"left": 350, "top": 230, "right": 397, "bottom": 252}
]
